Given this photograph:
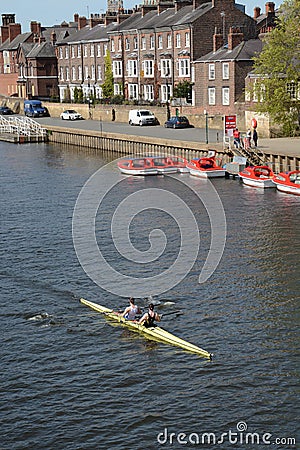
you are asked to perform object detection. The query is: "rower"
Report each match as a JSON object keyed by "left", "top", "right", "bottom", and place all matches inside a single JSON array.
[
  {"left": 122, "top": 297, "right": 141, "bottom": 321},
  {"left": 139, "top": 303, "right": 161, "bottom": 328}
]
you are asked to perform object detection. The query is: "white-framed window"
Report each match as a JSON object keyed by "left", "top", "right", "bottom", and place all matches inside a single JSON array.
[
  {"left": 84, "top": 66, "right": 89, "bottom": 79},
  {"left": 141, "top": 37, "right": 146, "bottom": 50},
  {"left": 78, "top": 66, "right": 82, "bottom": 81},
  {"left": 222, "top": 87, "right": 230, "bottom": 105},
  {"left": 111, "top": 40, "right": 115, "bottom": 52},
  {"left": 60, "top": 67, "right": 64, "bottom": 80},
  {"left": 77, "top": 45, "right": 81, "bottom": 57},
  {"left": 97, "top": 44, "right": 101, "bottom": 57},
  {"left": 161, "top": 84, "right": 172, "bottom": 102},
  {"left": 90, "top": 45, "right": 94, "bottom": 57},
  {"left": 222, "top": 62, "right": 229, "bottom": 80},
  {"left": 91, "top": 65, "right": 95, "bottom": 80},
  {"left": 287, "top": 81, "right": 300, "bottom": 100},
  {"left": 127, "top": 59, "right": 137, "bottom": 77},
  {"left": 185, "top": 32, "right": 190, "bottom": 47},
  {"left": 209, "top": 63, "right": 215, "bottom": 80},
  {"left": 114, "top": 83, "right": 122, "bottom": 95},
  {"left": 128, "top": 83, "right": 138, "bottom": 100},
  {"left": 143, "top": 60, "right": 154, "bottom": 77},
  {"left": 72, "top": 66, "right": 76, "bottom": 80},
  {"left": 71, "top": 46, "right": 75, "bottom": 58},
  {"left": 150, "top": 35, "right": 154, "bottom": 49},
  {"left": 118, "top": 38, "right": 122, "bottom": 51},
  {"left": 59, "top": 48, "right": 63, "bottom": 59},
  {"left": 104, "top": 44, "right": 108, "bottom": 55},
  {"left": 113, "top": 60, "right": 122, "bottom": 77},
  {"left": 167, "top": 34, "right": 172, "bottom": 48},
  {"left": 133, "top": 37, "right": 138, "bottom": 50},
  {"left": 144, "top": 84, "right": 154, "bottom": 101},
  {"left": 65, "top": 47, "right": 69, "bottom": 59},
  {"left": 125, "top": 38, "right": 130, "bottom": 51},
  {"left": 161, "top": 59, "right": 171, "bottom": 77},
  {"left": 66, "top": 67, "right": 70, "bottom": 81},
  {"left": 84, "top": 45, "right": 88, "bottom": 57},
  {"left": 176, "top": 33, "right": 181, "bottom": 48},
  {"left": 179, "top": 59, "right": 190, "bottom": 77},
  {"left": 158, "top": 35, "right": 163, "bottom": 49},
  {"left": 97, "top": 65, "right": 102, "bottom": 80},
  {"left": 208, "top": 87, "right": 216, "bottom": 105}
]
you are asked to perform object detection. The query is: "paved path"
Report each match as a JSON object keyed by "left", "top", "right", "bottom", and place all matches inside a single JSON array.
[{"left": 36, "top": 117, "right": 299, "bottom": 158}]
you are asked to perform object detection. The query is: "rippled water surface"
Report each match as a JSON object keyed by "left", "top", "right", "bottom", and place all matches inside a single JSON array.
[{"left": 1, "top": 142, "right": 299, "bottom": 449}]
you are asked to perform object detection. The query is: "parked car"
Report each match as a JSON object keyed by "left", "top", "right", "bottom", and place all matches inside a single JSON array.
[
  {"left": 60, "top": 110, "right": 83, "bottom": 120},
  {"left": 24, "top": 100, "right": 49, "bottom": 117},
  {"left": 128, "top": 109, "right": 158, "bottom": 126},
  {"left": 164, "top": 116, "right": 192, "bottom": 129},
  {"left": 0, "top": 106, "right": 14, "bottom": 115}
]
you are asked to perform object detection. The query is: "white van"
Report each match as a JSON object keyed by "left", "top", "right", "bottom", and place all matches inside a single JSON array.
[{"left": 128, "top": 109, "right": 157, "bottom": 126}]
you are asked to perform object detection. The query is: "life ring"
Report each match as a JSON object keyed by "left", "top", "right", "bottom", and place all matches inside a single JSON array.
[{"left": 251, "top": 118, "right": 257, "bottom": 129}]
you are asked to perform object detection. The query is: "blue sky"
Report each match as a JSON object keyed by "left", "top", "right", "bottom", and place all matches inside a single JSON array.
[{"left": 9, "top": 0, "right": 281, "bottom": 32}]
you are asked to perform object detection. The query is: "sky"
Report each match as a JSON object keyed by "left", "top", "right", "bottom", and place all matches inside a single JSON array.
[{"left": 6, "top": 0, "right": 282, "bottom": 32}]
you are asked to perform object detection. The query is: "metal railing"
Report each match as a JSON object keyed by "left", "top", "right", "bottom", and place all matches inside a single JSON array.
[{"left": 0, "top": 115, "right": 47, "bottom": 137}]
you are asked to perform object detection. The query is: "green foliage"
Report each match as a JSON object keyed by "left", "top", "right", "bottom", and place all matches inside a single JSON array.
[
  {"left": 102, "top": 51, "right": 114, "bottom": 98},
  {"left": 251, "top": 0, "right": 300, "bottom": 135},
  {"left": 173, "top": 81, "right": 193, "bottom": 101}
]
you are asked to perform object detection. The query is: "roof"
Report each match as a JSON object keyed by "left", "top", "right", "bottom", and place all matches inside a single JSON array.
[
  {"left": 57, "top": 21, "right": 119, "bottom": 44},
  {"left": 195, "top": 38, "right": 263, "bottom": 63},
  {"left": 108, "top": 3, "right": 212, "bottom": 34},
  {"left": 0, "top": 32, "right": 32, "bottom": 51},
  {"left": 26, "top": 41, "right": 56, "bottom": 58}
]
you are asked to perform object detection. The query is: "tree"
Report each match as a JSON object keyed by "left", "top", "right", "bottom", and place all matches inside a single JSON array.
[
  {"left": 173, "top": 81, "right": 193, "bottom": 103},
  {"left": 102, "top": 50, "right": 114, "bottom": 99},
  {"left": 251, "top": 0, "right": 300, "bottom": 135}
]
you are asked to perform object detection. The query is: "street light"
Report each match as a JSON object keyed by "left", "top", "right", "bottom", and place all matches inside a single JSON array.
[
  {"left": 87, "top": 75, "right": 92, "bottom": 119},
  {"left": 165, "top": 69, "right": 171, "bottom": 121},
  {"left": 204, "top": 110, "right": 214, "bottom": 144}
]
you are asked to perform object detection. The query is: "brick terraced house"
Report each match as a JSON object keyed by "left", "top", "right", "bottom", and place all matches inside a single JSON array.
[{"left": 107, "top": 0, "right": 257, "bottom": 103}]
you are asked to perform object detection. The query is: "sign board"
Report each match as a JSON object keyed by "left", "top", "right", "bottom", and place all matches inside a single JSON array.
[{"left": 224, "top": 115, "right": 237, "bottom": 137}]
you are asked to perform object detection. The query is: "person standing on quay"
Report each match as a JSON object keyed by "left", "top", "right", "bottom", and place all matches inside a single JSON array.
[{"left": 253, "top": 129, "right": 258, "bottom": 147}]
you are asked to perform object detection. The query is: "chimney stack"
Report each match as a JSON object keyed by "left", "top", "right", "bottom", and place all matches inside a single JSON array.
[
  {"left": 78, "top": 16, "right": 87, "bottom": 30},
  {"left": 265, "top": 2, "right": 275, "bottom": 13},
  {"left": 51, "top": 31, "right": 57, "bottom": 45},
  {"left": 30, "top": 21, "right": 41, "bottom": 36},
  {"left": 253, "top": 6, "right": 261, "bottom": 18},
  {"left": 8, "top": 23, "right": 21, "bottom": 42},
  {"left": 228, "top": 27, "right": 244, "bottom": 50},
  {"left": 213, "top": 28, "right": 224, "bottom": 52},
  {"left": 74, "top": 13, "right": 79, "bottom": 23}
]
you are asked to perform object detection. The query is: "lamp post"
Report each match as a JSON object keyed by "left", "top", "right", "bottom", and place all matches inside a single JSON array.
[
  {"left": 204, "top": 110, "right": 214, "bottom": 144},
  {"left": 165, "top": 69, "right": 171, "bottom": 121},
  {"left": 87, "top": 75, "right": 92, "bottom": 119}
]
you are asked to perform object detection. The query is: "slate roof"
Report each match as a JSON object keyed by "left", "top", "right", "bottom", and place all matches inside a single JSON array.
[
  {"left": 195, "top": 38, "right": 263, "bottom": 63},
  {"left": 108, "top": 3, "right": 213, "bottom": 33},
  {"left": 26, "top": 41, "right": 56, "bottom": 58},
  {"left": 57, "top": 22, "right": 119, "bottom": 44},
  {"left": 0, "top": 32, "right": 32, "bottom": 51}
]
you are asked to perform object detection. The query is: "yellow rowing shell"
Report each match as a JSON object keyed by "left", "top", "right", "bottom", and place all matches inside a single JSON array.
[{"left": 80, "top": 298, "right": 212, "bottom": 359}]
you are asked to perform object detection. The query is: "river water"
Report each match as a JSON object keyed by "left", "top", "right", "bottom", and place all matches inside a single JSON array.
[{"left": 1, "top": 141, "right": 299, "bottom": 449}]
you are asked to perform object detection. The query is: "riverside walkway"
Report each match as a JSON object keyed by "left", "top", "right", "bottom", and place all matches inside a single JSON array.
[{"left": 36, "top": 117, "right": 299, "bottom": 159}]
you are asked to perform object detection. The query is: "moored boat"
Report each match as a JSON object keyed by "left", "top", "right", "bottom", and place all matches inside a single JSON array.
[
  {"left": 118, "top": 156, "right": 188, "bottom": 175},
  {"left": 80, "top": 298, "right": 212, "bottom": 359},
  {"left": 273, "top": 170, "right": 300, "bottom": 195},
  {"left": 186, "top": 152, "right": 225, "bottom": 178},
  {"left": 117, "top": 157, "right": 158, "bottom": 175},
  {"left": 238, "top": 165, "right": 276, "bottom": 188}
]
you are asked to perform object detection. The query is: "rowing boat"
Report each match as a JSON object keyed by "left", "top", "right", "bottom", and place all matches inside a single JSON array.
[{"left": 80, "top": 298, "right": 212, "bottom": 359}]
